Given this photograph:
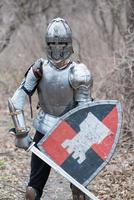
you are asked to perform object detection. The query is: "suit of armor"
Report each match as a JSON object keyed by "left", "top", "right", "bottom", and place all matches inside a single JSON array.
[
  {"left": 8, "top": 18, "right": 92, "bottom": 200},
  {"left": 9, "top": 59, "right": 92, "bottom": 137}
]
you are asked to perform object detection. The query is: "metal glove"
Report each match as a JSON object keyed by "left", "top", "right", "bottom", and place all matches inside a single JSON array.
[
  {"left": 9, "top": 128, "right": 33, "bottom": 150},
  {"left": 15, "top": 133, "right": 33, "bottom": 150}
]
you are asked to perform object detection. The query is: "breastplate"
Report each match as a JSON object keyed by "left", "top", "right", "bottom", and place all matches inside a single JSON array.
[{"left": 37, "top": 62, "right": 75, "bottom": 116}]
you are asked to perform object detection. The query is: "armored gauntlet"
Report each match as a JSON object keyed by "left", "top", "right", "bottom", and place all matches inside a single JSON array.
[{"left": 8, "top": 98, "right": 32, "bottom": 150}]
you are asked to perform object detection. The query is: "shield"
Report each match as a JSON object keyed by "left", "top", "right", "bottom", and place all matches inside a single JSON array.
[{"left": 30, "top": 100, "right": 122, "bottom": 199}]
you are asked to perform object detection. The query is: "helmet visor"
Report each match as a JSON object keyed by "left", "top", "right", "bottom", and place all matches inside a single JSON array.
[{"left": 47, "top": 42, "right": 72, "bottom": 61}]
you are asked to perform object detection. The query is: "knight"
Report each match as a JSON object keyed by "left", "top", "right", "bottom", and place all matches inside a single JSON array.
[{"left": 8, "top": 17, "right": 93, "bottom": 200}]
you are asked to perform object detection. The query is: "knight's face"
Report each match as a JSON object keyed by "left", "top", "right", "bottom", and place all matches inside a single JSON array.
[{"left": 47, "top": 42, "right": 68, "bottom": 61}]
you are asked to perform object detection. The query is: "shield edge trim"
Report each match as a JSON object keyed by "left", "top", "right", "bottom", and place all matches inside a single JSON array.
[{"left": 38, "top": 100, "right": 123, "bottom": 186}]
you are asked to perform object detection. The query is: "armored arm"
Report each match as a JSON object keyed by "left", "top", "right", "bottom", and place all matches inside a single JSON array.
[
  {"left": 8, "top": 59, "right": 43, "bottom": 149},
  {"left": 69, "top": 63, "right": 93, "bottom": 105},
  {"left": 8, "top": 98, "right": 28, "bottom": 135}
]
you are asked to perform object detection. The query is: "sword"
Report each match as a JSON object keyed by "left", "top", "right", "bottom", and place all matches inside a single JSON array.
[{"left": 28, "top": 144, "right": 100, "bottom": 200}]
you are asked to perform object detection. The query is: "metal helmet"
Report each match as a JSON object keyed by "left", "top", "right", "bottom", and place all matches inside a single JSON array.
[{"left": 45, "top": 18, "right": 73, "bottom": 61}]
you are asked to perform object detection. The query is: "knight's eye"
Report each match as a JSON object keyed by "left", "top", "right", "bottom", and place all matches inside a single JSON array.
[
  {"left": 47, "top": 42, "right": 55, "bottom": 46},
  {"left": 48, "top": 42, "right": 67, "bottom": 46}
]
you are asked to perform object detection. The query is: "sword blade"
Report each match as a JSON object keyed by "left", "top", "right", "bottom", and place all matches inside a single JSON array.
[{"left": 30, "top": 145, "right": 99, "bottom": 200}]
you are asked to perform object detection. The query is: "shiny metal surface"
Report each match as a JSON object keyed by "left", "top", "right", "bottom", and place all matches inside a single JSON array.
[
  {"left": 45, "top": 18, "right": 73, "bottom": 61},
  {"left": 37, "top": 61, "right": 75, "bottom": 116},
  {"left": 33, "top": 110, "right": 59, "bottom": 136},
  {"left": 9, "top": 59, "right": 93, "bottom": 136},
  {"left": 69, "top": 63, "right": 93, "bottom": 102},
  {"left": 8, "top": 98, "right": 27, "bottom": 133},
  {"left": 33, "top": 61, "right": 93, "bottom": 135},
  {"left": 9, "top": 67, "right": 38, "bottom": 134}
]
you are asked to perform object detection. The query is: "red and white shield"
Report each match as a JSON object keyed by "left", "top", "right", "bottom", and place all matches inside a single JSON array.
[{"left": 30, "top": 100, "right": 122, "bottom": 199}]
